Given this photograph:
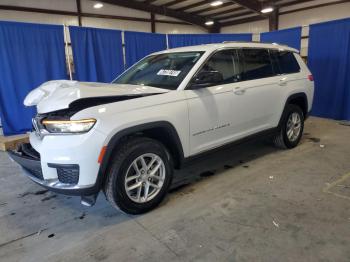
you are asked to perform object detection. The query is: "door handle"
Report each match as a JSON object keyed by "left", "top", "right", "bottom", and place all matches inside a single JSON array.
[
  {"left": 279, "top": 78, "right": 288, "bottom": 86},
  {"left": 234, "top": 89, "right": 246, "bottom": 95}
]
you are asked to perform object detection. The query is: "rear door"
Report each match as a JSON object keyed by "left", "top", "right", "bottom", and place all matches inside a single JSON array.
[
  {"left": 270, "top": 50, "right": 306, "bottom": 122},
  {"left": 229, "top": 48, "right": 285, "bottom": 135}
]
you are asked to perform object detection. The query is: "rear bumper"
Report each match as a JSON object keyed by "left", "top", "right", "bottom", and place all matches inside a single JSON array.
[{"left": 8, "top": 145, "right": 100, "bottom": 196}]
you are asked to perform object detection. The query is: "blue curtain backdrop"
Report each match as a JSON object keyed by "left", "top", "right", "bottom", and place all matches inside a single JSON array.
[
  {"left": 168, "top": 33, "right": 252, "bottom": 48},
  {"left": 308, "top": 18, "right": 350, "bottom": 121},
  {"left": 69, "top": 26, "right": 124, "bottom": 82},
  {"left": 260, "top": 27, "right": 302, "bottom": 50},
  {"left": 124, "top": 31, "right": 167, "bottom": 68},
  {"left": 0, "top": 21, "right": 67, "bottom": 136}
]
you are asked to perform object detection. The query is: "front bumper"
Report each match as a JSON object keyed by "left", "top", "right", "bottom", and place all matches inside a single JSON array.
[{"left": 8, "top": 144, "right": 100, "bottom": 196}]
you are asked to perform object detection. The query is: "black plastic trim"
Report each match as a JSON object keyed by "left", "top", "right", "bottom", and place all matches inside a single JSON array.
[
  {"left": 278, "top": 92, "right": 308, "bottom": 128},
  {"left": 21, "top": 143, "right": 40, "bottom": 160},
  {"left": 48, "top": 163, "right": 80, "bottom": 185},
  {"left": 47, "top": 163, "right": 80, "bottom": 169},
  {"left": 8, "top": 150, "right": 43, "bottom": 178},
  {"left": 35, "top": 185, "right": 98, "bottom": 196}
]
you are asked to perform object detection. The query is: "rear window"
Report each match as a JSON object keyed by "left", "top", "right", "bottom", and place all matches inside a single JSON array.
[
  {"left": 240, "top": 49, "right": 274, "bottom": 81},
  {"left": 271, "top": 50, "right": 300, "bottom": 74}
]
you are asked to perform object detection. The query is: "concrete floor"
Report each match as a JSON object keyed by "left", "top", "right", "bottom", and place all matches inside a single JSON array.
[{"left": 0, "top": 117, "right": 349, "bottom": 262}]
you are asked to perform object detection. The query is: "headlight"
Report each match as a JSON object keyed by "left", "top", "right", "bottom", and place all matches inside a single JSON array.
[{"left": 42, "top": 119, "right": 96, "bottom": 134}]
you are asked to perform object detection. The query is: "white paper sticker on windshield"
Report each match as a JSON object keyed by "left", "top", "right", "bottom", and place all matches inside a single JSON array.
[{"left": 157, "top": 69, "right": 181, "bottom": 77}]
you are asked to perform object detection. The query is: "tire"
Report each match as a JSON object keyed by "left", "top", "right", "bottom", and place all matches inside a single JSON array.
[
  {"left": 273, "top": 104, "right": 304, "bottom": 149},
  {"left": 104, "top": 137, "right": 173, "bottom": 214}
]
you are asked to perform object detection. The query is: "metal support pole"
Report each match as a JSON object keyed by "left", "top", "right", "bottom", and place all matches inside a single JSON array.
[{"left": 63, "top": 25, "right": 73, "bottom": 80}]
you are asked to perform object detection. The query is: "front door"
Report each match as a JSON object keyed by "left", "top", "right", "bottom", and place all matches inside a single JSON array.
[{"left": 185, "top": 49, "right": 239, "bottom": 155}]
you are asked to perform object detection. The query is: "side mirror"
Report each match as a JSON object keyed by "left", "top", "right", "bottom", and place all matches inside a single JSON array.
[{"left": 190, "top": 71, "right": 223, "bottom": 89}]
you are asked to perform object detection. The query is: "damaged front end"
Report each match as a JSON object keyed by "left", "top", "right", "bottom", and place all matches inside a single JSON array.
[
  {"left": 8, "top": 143, "right": 42, "bottom": 181},
  {"left": 9, "top": 80, "right": 168, "bottom": 206},
  {"left": 8, "top": 143, "right": 93, "bottom": 195},
  {"left": 31, "top": 93, "right": 161, "bottom": 138}
]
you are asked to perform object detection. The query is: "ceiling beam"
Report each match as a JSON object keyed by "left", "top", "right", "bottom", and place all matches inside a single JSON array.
[
  {"left": 221, "top": 15, "right": 266, "bottom": 27},
  {"left": 175, "top": 0, "right": 209, "bottom": 12},
  {"left": 228, "top": 0, "right": 263, "bottom": 15},
  {"left": 99, "top": 0, "right": 218, "bottom": 31},
  {"left": 143, "top": 0, "right": 158, "bottom": 4},
  {"left": 163, "top": 0, "right": 188, "bottom": 8},
  {"left": 277, "top": 0, "right": 316, "bottom": 8},
  {"left": 207, "top": 6, "right": 245, "bottom": 17},
  {"left": 216, "top": 10, "right": 253, "bottom": 22},
  {"left": 190, "top": 2, "right": 236, "bottom": 15}
]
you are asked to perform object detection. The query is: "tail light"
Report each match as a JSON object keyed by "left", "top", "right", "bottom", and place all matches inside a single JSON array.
[{"left": 308, "top": 75, "right": 314, "bottom": 81}]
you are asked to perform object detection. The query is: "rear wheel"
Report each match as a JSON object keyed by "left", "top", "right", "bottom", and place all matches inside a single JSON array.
[
  {"left": 104, "top": 137, "right": 173, "bottom": 214},
  {"left": 273, "top": 104, "right": 304, "bottom": 149}
]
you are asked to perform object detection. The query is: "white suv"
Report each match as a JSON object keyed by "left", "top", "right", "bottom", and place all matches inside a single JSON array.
[{"left": 9, "top": 42, "right": 314, "bottom": 214}]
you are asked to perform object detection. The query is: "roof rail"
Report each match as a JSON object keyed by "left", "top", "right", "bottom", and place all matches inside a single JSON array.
[
  {"left": 222, "top": 41, "right": 261, "bottom": 44},
  {"left": 222, "top": 40, "right": 290, "bottom": 48}
]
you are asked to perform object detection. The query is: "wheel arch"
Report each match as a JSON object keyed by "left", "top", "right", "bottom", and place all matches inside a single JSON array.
[
  {"left": 95, "top": 121, "right": 185, "bottom": 192},
  {"left": 278, "top": 92, "right": 308, "bottom": 127}
]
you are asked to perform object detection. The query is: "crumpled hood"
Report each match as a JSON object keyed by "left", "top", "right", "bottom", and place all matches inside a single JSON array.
[{"left": 24, "top": 80, "right": 169, "bottom": 114}]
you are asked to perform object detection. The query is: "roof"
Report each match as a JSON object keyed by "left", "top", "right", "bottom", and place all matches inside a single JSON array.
[{"left": 155, "top": 42, "right": 299, "bottom": 54}]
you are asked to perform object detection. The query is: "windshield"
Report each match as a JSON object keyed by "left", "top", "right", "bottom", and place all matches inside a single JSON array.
[{"left": 113, "top": 52, "right": 204, "bottom": 90}]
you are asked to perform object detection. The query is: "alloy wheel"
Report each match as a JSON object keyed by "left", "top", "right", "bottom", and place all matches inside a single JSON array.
[
  {"left": 124, "top": 153, "right": 165, "bottom": 203},
  {"left": 286, "top": 112, "right": 302, "bottom": 142}
]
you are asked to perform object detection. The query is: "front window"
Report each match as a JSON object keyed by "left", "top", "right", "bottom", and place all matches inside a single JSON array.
[
  {"left": 195, "top": 49, "right": 241, "bottom": 87},
  {"left": 113, "top": 52, "right": 204, "bottom": 90}
]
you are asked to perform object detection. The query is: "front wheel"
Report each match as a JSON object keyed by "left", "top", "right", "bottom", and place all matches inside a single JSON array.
[
  {"left": 104, "top": 137, "right": 173, "bottom": 214},
  {"left": 273, "top": 104, "right": 304, "bottom": 149}
]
